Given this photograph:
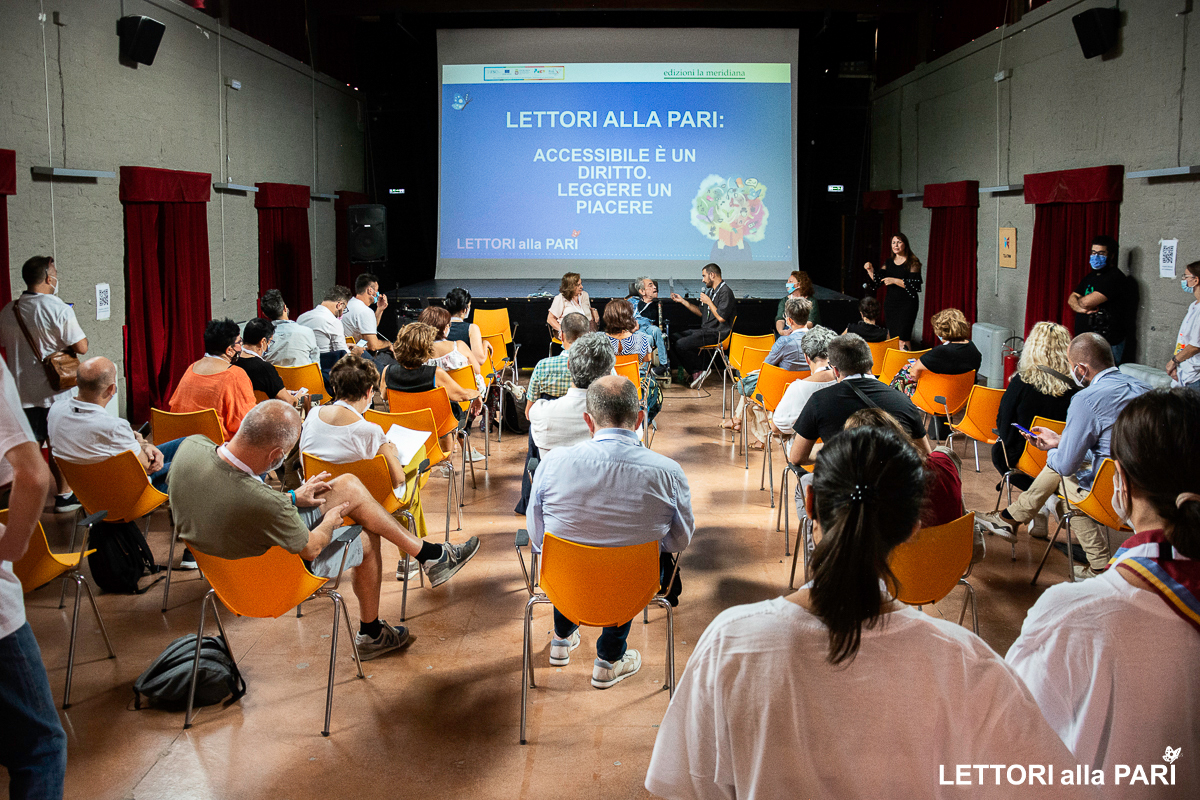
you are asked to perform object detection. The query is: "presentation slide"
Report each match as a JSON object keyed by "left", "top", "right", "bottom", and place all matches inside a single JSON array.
[{"left": 436, "top": 31, "right": 799, "bottom": 280}]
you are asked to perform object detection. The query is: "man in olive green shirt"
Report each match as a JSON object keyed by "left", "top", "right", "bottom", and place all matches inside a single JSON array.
[{"left": 169, "top": 400, "right": 479, "bottom": 660}]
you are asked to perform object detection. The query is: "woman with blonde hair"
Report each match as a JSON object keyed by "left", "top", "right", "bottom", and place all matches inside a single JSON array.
[{"left": 547, "top": 272, "right": 599, "bottom": 334}]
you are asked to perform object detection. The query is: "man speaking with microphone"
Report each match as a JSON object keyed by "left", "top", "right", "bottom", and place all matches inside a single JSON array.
[{"left": 670, "top": 263, "right": 736, "bottom": 388}]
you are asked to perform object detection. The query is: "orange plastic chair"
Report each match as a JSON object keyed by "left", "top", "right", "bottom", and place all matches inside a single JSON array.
[
  {"left": 473, "top": 307, "right": 515, "bottom": 345},
  {"left": 946, "top": 385, "right": 1005, "bottom": 471},
  {"left": 733, "top": 346, "right": 771, "bottom": 398},
  {"left": 481, "top": 331, "right": 516, "bottom": 442},
  {"left": 726, "top": 333, "right": 775, "bottom": 398},
  {"left": 696, "top": 316, "right": 736, "bottom": 417},
  {"left": 7, "top": 509, "right": 113, "bottom": 708},
  {"left": 276, "top": 362, "right": 328, "bottom": 402},
  {"left": 911, "top": 370, "right": 977, "bottom": 442},
  {"left": 747, "top": 364, "right": 809, "bottom": 530},
  {"left": 995, "top": 415, "right": 1066, "bottom": 511},
  {"left": 888, "top": 512, "right": 978, "bottom": 633},
  {"left": 1032, "top": 458, "right": 1131, "bottom": 587},
  {"left": 614, "top": 359, "right": 643, "bottom": 401},
  {"left": 867, "top": 337, "right": 901, "bottom": 376},
  {"left": 253, "top": 390, "right": 269, "bottom": 404},
  {"left": 614, "top": 353, "right": 640, "bottom": 369},
  {"left": 365, "top": 408, "right": 462, "bottom": 540},
  {"left": 184, "top": 531, "right": 364, "bottom": 737},
  {"left": 386, "top": 385, "right": 477, "bottom": 496},
  {"left": 547, "top": 324, "right": 565, "bottom": 357},
  {"left": 151, "top": 407, "right": 224, "bottom": 446},
  {"left": 877, "top": 348, "right": 930, "bottom": 385},
  {"left": 520, "top": 532, "right": 677, "bottom": 744}
]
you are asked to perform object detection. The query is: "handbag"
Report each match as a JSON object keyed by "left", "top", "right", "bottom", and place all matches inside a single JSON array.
[{"left": 12, "top": 295, "right": 79, "bottom": 391}]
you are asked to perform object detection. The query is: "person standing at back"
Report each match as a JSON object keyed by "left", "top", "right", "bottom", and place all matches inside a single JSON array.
[
  {"left": 0, "top": 255, "right": 89, "bottom": 512},
  {"left": 1068, "top": 234, "right": 1132, "bottom": 364},
  {"left": 863, "top": 233, "right": 922, "bottom": 349}
]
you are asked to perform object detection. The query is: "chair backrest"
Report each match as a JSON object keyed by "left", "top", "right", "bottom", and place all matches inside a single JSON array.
[
  {"left": 867, "top": 337, "right": 901, "bottom": 376},
  {"left": 444, "top": 365, "right": 476, "bottom": 412},
  {"left": 1074, "top": 458, "right": 1132, "bottom": 531},
  {"left": 473, "top": 307, "right": 513, "bottom": 344},
  {"left": 912, "top": 370, "right": 977, "bottom": 417},
  {"left": 365, "top": 407, "right": 450, "bottom": 467},
  {"left": 718, "top": 317, "right": 737, "bottom": 348},
  {"left": 2, "top": 511, "right": 75, "bottom": 592},
  {"left": 253, "top": 390, "right": 269, "bottom": 404},
  {"left": 878, "top": 348, "right": 930, "bottom": 385},
  {"left": 190, "top": 545, "right": 327, "bottom": 619},
  {"left": 888, "top": 512, "right": 975, "bottom": 606},
  {"left": 614, "top": 353, "right": 640, "bottom": 368},
  {"left": 276, "top": 362, "right": 327, "bottom": 399},
  {"left": 151, "top": 407, "right": 224, "bottom": 446},
  {"left": 739, "top": 346, "right": 771, "bottom": 378},
  {"left": 953, "top": 385, "right": 1005, "bottom": 443},
  {"left": 301, "top": 452, "right": 399, "bottom": 517},
  {"left": 1016, "top": 416, "right": 1066, "bottom": 479},
  {"left": 754, "top": 363, "right": 809, "bottom": 412},
  {"left": 539, "top": 533, "right": 661, "bottom": 628},
  {"left": 729, "top": 333, "right": 774, "bottom": 371},
  {"left": 54, "top": 450, "right": 168, "bottom": 524},
  {"left": 614, "top": 360, "right": 643, "bottom": 401},
  {"left": 386, "top": 386, "right": 457, "bottom": 438},
  {"left": 481, "top": 332, "right": 509, "bottom": 378}
]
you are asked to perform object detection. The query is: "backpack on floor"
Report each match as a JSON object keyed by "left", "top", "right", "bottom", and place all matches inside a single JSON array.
[
  {"left": 133, "top": 634, "right": 246, "bottom": 712},
  {"left": 87, "top": 520, "right": 161, "bottom": 594}
]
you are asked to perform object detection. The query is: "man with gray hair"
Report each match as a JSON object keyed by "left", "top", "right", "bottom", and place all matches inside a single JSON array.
[
  {"left": 528, "top": 332, "right": 615, "bottom": 452},
  {"left": 771, "top": 324, "right": 839, "bottom": 436},
  {"left": 169, "top": 400, "right": 480, "bottom": 660},
  {"left": 627, "top": 277, "right": 670, "bottom": 377},
  {"left": 529, "top": 375, "right": 694, "bottom": 688}
]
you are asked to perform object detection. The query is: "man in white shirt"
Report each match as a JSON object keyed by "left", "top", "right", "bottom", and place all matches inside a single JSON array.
[
  {"left": 529, "top": 333, "right": 615, "bottom": 453},
  {"left": 260, "top": 289, "right": 318, "bottom": 367},
  {"left": 296, "top": 286, "right": 364, "bottom": 373},
  {"left": 342, "top": 273, "right": 391, "bottom": 359},
  {"left": 0, "top": 255, "right": 89, "bottom": 512},
  {"left": 0, "top": 357, "right": 65, "bottom": 796}
]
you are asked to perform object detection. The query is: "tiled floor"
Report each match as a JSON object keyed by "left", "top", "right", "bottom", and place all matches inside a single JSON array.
[{"left": 10, "top": 380, "right": 1077, "bottom": 799}]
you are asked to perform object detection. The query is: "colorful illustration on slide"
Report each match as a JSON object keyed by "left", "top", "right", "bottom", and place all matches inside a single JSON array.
[{"left": 690, "top": 175, "right": 769, "bottom": 251}]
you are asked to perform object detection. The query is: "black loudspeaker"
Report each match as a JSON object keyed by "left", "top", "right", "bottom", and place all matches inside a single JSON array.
[
  {"left": 118, "top": 15, "right": 165, "bottom": 66},
  {"left": 349, "top": 204, "right": 388, "bottom": 263},
  {"left": 1072, "top": 8, "right": 1120, "bottom": 59}
]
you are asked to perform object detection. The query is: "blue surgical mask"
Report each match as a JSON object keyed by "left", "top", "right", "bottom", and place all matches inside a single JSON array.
[
  {"left": 1185, "top": 278, "right": 1197, "bottom": 294},
  {"left": 1089, "top": 253, "right": 1107, "bottom": 269},
  {"left": 785, "top": 282, "right": 796, "bottom": 292}
]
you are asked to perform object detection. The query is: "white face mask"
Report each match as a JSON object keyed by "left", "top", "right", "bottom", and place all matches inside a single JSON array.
[
  {"left": 266, "top": 451, "right": 286, "bottom": 475},
  {"left": 1111, "top": 470, "right": 1131, "bottom": 526},
  {"left": 1071, "top": 365, "right": 1088, "bottom": 389},
  {"left": 49, "top": 276, "right": 60, "bottom": 296}
]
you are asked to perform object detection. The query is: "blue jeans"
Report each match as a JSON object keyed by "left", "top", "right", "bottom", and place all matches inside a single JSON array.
[
  {"left": 149, "top": 437, "right": 184, "bottom": 492},
  {"left": 644, "top": 323, "right": 669, "bottom": 367},
  {"left": 553, "top": 609, "right": 632, "bottom": 664},
  {"left": 1110, "top": 339, "right": 1125, "bottom": 365},
  {"left": 0, "top": 623, "right": 67, "bottom": 799}
]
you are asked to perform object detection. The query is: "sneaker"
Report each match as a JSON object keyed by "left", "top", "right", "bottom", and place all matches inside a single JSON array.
[
  {"left": 53, "top": 493, "right": 82, "bottom": 513},
  {"left": 468, "top": 447, "right": 486, "bottom": 463},
  {"left": 1073, "top": 565, "right": 1101, "bottom": 581},
  {"left": 423, "top": 536, "right": 480, "bottom": 587},
  {"left": 178, "top": 548, "right": 198, "bottom": 571},
  {"left": 651, "top": 364, "right": 669, "bottom": 378},
  {"left": 395, "top": 557, "right": 420, "bottom": 582},
  {"left": 591, "top": 649, "right": 641, "bottom": 689},
  {"left": 689, "top": 370, "right": 709, "bottom": 389},
  {"left": 549, "top": 631, "right": 581, "bottom": 666},
  {"left": 1030, "top": 510, "right": 1051, "bottom": 541},
  {"left": 976, "top": 510, "right": 1018, "bottom": 543},
  {"left": 354, "top": 620, "right": 410, "bottom": 661}
]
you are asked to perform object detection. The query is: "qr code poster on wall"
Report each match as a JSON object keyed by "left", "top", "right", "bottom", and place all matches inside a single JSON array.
[
  {"left": 96, "top": 283, "right": 111, "bottom": 321},
  {"left": 1159, "top": 239, "right": 1178, "bottom": 279}
]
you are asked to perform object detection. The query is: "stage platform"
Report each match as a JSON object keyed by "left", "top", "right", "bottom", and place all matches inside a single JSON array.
[{"left": 391, "top": 278, "right": 853, "bottom": 303}]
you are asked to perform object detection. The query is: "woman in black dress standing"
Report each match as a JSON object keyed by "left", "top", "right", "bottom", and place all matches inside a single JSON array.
[{"left": 863, "top": 232, "right": 923, "bottom": 349}]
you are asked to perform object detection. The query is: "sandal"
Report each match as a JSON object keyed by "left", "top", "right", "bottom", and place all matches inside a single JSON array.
[{"left": 719, "top": 419, "right": 741, "bottom": 431}]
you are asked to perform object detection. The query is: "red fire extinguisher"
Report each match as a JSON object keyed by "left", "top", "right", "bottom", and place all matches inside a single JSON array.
[{"left": 1002, "top": 337, "right": 1023, "bottom": 388}]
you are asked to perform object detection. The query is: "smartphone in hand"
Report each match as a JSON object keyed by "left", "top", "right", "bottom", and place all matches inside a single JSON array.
[{"left": 1011, "top": 422, "right": 1034, "bottom": 438}]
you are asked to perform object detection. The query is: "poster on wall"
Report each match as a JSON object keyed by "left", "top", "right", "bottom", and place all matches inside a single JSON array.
[
  {"left": 999, "top": 227, "right": 1016, "bottom": 269},
  {"left": 1160, "top": 239, "right": 1178, "bottom": 278}
]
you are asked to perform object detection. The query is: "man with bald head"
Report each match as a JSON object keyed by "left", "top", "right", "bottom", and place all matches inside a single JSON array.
[
  {"left": 169, "top": 400, "right": 479, "bottom": 659},
  {"left": 529, "top": 375, "right": 694, "bottom": 688},
  {"left": 977, "top": 332, "right": 1150, "bottom": 577}
]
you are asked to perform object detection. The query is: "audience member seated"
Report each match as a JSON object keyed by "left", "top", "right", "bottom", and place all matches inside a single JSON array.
[
  {"left": 548, "top": 272, "right": 599, "bottom": 335},
  {"left": 419, "top": 306, "right": 483, "bottom": 388},
  {"left": 260, "top": 289, "right": 318, "bottom": 367},
  {"left": 530, "top": 376, "right": 694, "bottom": 688},
  {"left": 646, "top": 425, "right": 1073, "bottom": 798},
  {"left": 727, "top": 296, "right": 812, "bottom": 447},
  {"left": 169, "top": 318, "right": 256, "bottom": 440},
  {"left": 297, "top": 286, "right": 363, "bottom": 373},
  {"left": 626, "top": 277, "right": 670, "bottom": 376},
  {"left": 977, "top": 333, "right": 1149, "bottom": 578},
  {"left": 891, "top": 307, "right": 981, "bottom": 398},
  {"left": 777, "top": 270, "right": 820, "bottom": 336},
  {"left": 604, "top": 299, "right": 662, "bottom": 423},
  {"left": 771, "top": 326, "right": 838, "bottom": 438},
  {"left": 443, "top": 287, "right": 490, "bottom": 365},
  {"left": 380, "top": 323, "right": 481, "bottom": 456},
  {"left": 236, "top": 318, "right": 300, "bottom": 404},
  {"left": 993, "top": 322, "right": 1075, "bottom": 501},
  {"left": 299, "top": 354, "right": 430, "bottom": 581},
  {"left": 1006, "top": 389, "right": 1200, "bottom": 795},
  {"left": 843, "top": 296, "right": 889, "bottom": 343},
  {"left": 529, "top": 333, "right": 614, "bottom": 454},
  {"left": 169, "top": 401, "right": 479, "bottom": 659},
  {"left": 342, "top": 272, "right": 392, "bottom": 361}
]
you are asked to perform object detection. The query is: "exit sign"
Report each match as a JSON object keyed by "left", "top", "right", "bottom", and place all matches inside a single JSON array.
[{"left": 827, "top": 184, "right": 844, "bottom": 193}]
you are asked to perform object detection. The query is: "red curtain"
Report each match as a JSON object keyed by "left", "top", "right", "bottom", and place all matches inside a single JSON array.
[
  {"left": 334, "top": 190, "right": 368, "bottom": 288},
  {"left": 0, "top": 149, "right": 15, "bottom": 304},
  {"left": 921, "top": 181, "right": 979, "bottom": 344},
  {"left": 256, "top": 182, "right": 313, "bottom": 315},
  {"left": 1023, "top": 165, "right": 1123, "bottom": 336},
  {"left": 120, "top": 166, "right": 213, "bottom": 425}
]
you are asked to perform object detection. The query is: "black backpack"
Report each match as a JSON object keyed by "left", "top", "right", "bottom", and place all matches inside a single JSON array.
[
  {"left": 87, "top": 520, "right": 161, "bottom": 594},
  {"left": 486, "top": 382, "right": 528, "bottom": 434},
  {"left": 133, "top": 634, "right": 246, "bottom": 711}
]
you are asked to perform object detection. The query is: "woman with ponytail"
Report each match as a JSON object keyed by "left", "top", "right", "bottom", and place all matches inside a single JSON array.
[
  {"left": 647, "top": 426, "right": 1073, "bottom": 799},
  {"left": 1007, "top": 388, "right": 1200, "bottom": 793}
]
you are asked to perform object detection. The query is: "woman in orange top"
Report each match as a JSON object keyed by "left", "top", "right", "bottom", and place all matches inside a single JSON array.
[{"left": 168, "top": 318, "right": 256, "bottom": 439}]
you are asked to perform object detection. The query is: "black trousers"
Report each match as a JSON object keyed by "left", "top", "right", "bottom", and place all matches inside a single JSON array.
[
  {"left": 992, "top": 441, "right": 1034, "bottom": 491},
  {"left": 670, "top": 328, "right": 720, "bottom": 375}
]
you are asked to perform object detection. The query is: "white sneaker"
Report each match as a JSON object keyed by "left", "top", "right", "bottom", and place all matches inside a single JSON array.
[
  {"left": 1030, "top": 510, "right": 1050, "bottom": 541},
  {"left": 549, "top": 631, "right": 581, "bottom": 666},
  {"left": 591, "top": 649, "right": 641, "bottom": 689},
  {"left": 468, "top": 447, "right": 486, "bottom": 463},
  {"left": 395, "top": 557, "right": 420, "bottom": 582}
]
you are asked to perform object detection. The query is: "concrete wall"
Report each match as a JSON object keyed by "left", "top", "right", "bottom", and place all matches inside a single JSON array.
[
  {"left": 0, "top": 0, "right": 363, "bottom": 412},
  {"left": 871, "top": 0, "right": 1200, "bottom": 366}
]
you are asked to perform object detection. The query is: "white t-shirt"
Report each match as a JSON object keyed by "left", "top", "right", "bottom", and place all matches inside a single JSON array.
[
  {"left": 528, "top": 387, "right": 591, "bottom": 452},
  {"left": 772, "top": 372, "right": 834, "bottom": 434},
  {"left": 0, "top": 292, "right": 87, "bottom": 408},
  {"left": 1006, "top": 568, "right": 1200, "bottom": 797},
  {"left": 296, "top": 304, "right": 349, "bottom": 354},
  {"left": 1174, "top": 300, "right": 1200, "bottom": 386},
  {"left": 340, "top": 297, "right": 378, "bottom": 340},
  {"left": 549, "top": 291, "right": 592, "bottom": 324},
  {"left": 47, "top": 397, "right": 141, "bottom": 465},
  {"left": 646, "top": 597, "right": 1075, "bottom": 800},
  {"left": 298, "top": 405, "right": 387, "bottom": 469},
  {"left": 0, "top": 359, "right": 38, "bottom": 639}
]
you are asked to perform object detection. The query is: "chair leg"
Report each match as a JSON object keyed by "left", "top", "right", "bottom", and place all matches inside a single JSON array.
[
  {"left": 649, "top": 597, "right": 676, "bottom": 695},
  {"left": 972, "top": 441, "right": 980, "bottom": 473},
  {"left": 321, "top": 589, "right": 363, "bottom": 737},
  {"left": 162, "top": 526, "right": 180, "bottom": 613},
  {"left": 765, "top": 435, "right": 775, "bottom": 508},
  {"left": 61, "top": 574, "right": 85, "bottom": 708},
  {"left": 776, "top": 464, "right": 789, "bottom": 532},
  {"left": 451, "top": 465, "right": 463, "bottom": 532},
  {"left": 400, "top": 553, "right": 410, "bottom": 622},
  {"left": 1031, "top": 514, "right": 1067, "bottom": 585},
  {"left": 515, "top": 544, "right": 532, "bottom": 596},
  {"left": 789, "top": 528, "right": 802, "bottom": 590},
  {"left": 956, "top": 579, "right": 979, "bottom": 634},
  {"left": 185, "top": 590, "right": 218, "bottom": 729},
  {"left": 520, "top": 595, "right": 541, "bottom": 745},
  {"left": 497, "top": 385, "right": 505, "bottom": 444}
]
